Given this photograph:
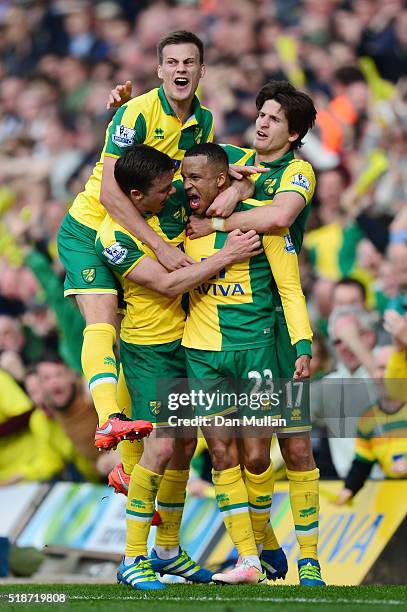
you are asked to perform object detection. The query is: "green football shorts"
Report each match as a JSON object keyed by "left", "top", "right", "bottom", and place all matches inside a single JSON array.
[
  {"left": 274, "top": 308, "right": 311, "bottom": 435},
  {"left": 185, "top": 345, "right": 282, "bottom": 422},
  {"left": 58, "top": 213, "right": 119, "bottom": 297},
  {"left": 121, "top": 338, "right": 189, "bottom": 428}
]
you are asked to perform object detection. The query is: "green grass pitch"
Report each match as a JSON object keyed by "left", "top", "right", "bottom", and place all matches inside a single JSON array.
[{"left": 0, "top": 584, "right": 406, "bottom": 612}]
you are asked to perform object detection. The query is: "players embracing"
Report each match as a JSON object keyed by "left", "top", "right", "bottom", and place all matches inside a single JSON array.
[{"left": 57, "top": 29, "right": 324, "bottom": 589}]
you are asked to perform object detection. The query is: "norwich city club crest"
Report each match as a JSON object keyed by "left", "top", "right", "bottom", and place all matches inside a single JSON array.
[
  {"left": 149, "top": 400, "right": 161, "bottom": 416},
  {"left": 194, "top": 127, "right": 203, "bottom": 144},
  {"left": 82, "top": 268, "right": 96, "bottom": 283},
  {"left": 263, "top": 178, "right": 277, "bottom": 196}
]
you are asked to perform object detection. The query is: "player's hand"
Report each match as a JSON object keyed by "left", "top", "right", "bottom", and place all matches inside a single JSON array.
[
  {"left": 336, "top": 488, "right": 353, "bottom": 505},
  {"left": 228, "top": 164, "right": 270, "bottom": 180},
  {"left": 206, "top": 178, "right": 254, "bottom": 217},
  {"left": 156, "top": 242, "right": 195, "bottom": 270},
  {"left": 293, "top": 355, "right": 311, "bottom": 380},
  {"left": 186, "top": 215, "right": 212, "bottom": 239},
  {"left": 223, "top": 229, "right": 262, "bottom": 262},
  {"left": 106, "top": 80, "right": 133, "bottom": 109}
]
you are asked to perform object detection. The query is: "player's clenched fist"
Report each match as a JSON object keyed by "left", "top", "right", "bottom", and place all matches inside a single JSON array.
[
  {"left": 223, "top": 229, "right": 262, "bottom": 262},
  {"left": 186, "top": 214, "right": 212, "bottom": 239}
]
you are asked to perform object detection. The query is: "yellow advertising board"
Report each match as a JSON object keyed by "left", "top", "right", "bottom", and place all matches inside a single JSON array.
[{"left": 206, "top": 480, "right": 407, "bottom": 585}]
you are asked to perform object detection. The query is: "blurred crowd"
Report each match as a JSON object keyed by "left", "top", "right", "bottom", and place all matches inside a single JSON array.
[{"left": 0, "top": 0, "right": 406, "bottom": 494}]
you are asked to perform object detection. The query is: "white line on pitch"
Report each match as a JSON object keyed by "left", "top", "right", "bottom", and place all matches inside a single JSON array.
[{"left": 68, "top": 595, "right": 405, "bottom": 605}]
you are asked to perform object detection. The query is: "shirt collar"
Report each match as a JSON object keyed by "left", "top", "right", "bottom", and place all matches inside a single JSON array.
[
  {"left": 260, "top": 150, "right": 295, "bottom": 168},
  {"left": 158, "top": 85, "right": 202, "bottom": 122},
  {"left": 246, "top": 151, "right": 256, "bottom": 165}
]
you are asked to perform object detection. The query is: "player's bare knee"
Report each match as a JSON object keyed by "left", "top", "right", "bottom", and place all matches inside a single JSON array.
[
  {"left": 209, "top": 439, "right": 238, "bottom": 471},
  {"left": 157, "top": 438, "right": 175, "bottom": 465},
  {"left": 280, "top": 435, "right": 315, "bottom": 471},
  {"left": 142, "top": 437, "right": 174, "bottom": 472},
  {"left": 181, "top": 437, "right": 198, "bottom": 462},
  {"left": 244, "top": 450, "right": 270, "bottom": 475},
  {"left": 169, "top": 437, "right": 197, "bottom": 469},
  {"left": 76, "top": 293, "right": 118, "bottom": 326},
  {"left": 242, "top": 438, "right": 270, "bottom": 474}
]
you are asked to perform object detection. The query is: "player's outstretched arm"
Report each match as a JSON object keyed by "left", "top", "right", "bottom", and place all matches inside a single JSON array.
[
  {"left": 106, "top": 80, "right": 133, "bottom": 109},
  {"left": 101, "top": 156, "right": 194, "bottom": 270},
  {"left": 187, "top": 191, "right": 305, "bottom": 240},
  {"left": 221, "top": 191, "right": 305, "bottom": 233},
  {"left": 127, "top": 229, "right": 262, "bottom": 297}
]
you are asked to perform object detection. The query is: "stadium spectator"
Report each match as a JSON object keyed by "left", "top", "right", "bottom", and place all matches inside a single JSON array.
[
  {"left": 332, "top": 278, "right": 367, "bottom": 309},
  {"left": 10, "top": 368, "right": 98, "bottom": 484},
  {"left": 0, "top": 353, "right": 109, "bottom": 487},
  {"left": 310, "top": 305, "right": 381, "bottom": 478},
  {"left": 0, "top": 314, "right": 44, "bottom": 381},
  {"left": 386, "top": 242, "right": 407, "bottom": 313},
  {"left": 337, "top": 345, "right": 407, "bottom": 505},
  {"left": 0, "top": 367, "right": 34, "bottom": 484},
  {"left": 35, "top": 352, "right": 101, "bottom": 472},
  {"left": 358, "top": 7, "right": 407, "bottom": 83},
  {"left": 305, "top": 168, "right": 353, "bottom": 281},
  {"left": 383, "top": 309, "right": 407, "bottom": 401}
]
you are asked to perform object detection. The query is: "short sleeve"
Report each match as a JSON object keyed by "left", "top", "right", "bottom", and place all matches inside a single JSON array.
[
  {"left": 104, "top": 103, "right": 147, "bottom": 158},
  {"left": 276, "top": 160, "right": 316, "bottom": 205},
  {"left": 96, "top": 230, "right": 146, "bottom": 277}
]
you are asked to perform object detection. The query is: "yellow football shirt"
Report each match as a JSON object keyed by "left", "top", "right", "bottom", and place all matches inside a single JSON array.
[
  {"left": 355, "top": 403, "right": 407, "bottom": 478},
  {"left": 182, "top": 198, "right": 312, "bottom": 352},
  {"left": 95, "top": 182, "right": 189, "bottom": 345},
  {"left": 69, "top": 86, "right": 214, "bottom": 231}
]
